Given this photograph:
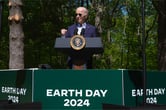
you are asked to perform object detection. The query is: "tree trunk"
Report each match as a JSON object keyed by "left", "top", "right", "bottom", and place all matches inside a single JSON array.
[
  {"left": 8, "top": 0, "right": 24, "bottom": 69},
  {"left": 92, "top": 0, "right": 103, "bottom": 34}
]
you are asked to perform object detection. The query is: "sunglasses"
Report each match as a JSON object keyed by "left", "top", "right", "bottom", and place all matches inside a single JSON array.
[{"left": 75, "top": 13, "right": 82, "bottom": 17}]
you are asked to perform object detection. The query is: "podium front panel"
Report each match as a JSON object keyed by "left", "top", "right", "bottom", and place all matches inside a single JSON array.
[{"left": 54, "top": 37, "right": 104, "bottom": 55}]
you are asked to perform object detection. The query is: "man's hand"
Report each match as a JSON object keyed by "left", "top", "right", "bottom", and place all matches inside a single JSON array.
[{"left": 61, "top": 29, "right": 67, "bottom": 36}]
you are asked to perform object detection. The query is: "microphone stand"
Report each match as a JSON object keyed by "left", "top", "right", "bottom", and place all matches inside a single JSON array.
[{"left": 141, "top": 0, "right": 147, "bottom": 105}]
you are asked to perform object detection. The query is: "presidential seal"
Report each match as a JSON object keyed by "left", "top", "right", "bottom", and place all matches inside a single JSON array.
[{"left": 70, "top": 35, "right": 86, "bottom": 50}]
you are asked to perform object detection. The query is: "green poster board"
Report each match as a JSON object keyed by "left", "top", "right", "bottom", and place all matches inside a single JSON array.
[
  {"left": 123, "top": 70, "right": 166, "bottom": 107},
  {"left": 0, "top": 69, "right": 166, "bottom": 110},
  {"left": 0, "top": 69, "right": 33, "bottom": 103},
  {"left": 33, "top": 69, "right": 123, "bottom": 109}
]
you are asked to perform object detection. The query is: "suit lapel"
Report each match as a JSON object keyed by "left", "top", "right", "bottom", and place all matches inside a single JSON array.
[{"left": 84, "top": 24, "right": 90, "bottom": 37}]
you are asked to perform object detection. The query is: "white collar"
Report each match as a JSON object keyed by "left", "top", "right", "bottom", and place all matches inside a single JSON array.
[{"left": 77, "top": 23, "right": 86, "bottom": 28}]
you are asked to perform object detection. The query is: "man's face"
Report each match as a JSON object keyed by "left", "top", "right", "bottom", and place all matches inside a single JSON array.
[{"left": 75, "top": 8, "right": 87, "bottom": 24}]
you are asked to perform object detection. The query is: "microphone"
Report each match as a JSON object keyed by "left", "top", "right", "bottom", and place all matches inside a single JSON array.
[
  {"left": 74, "top": 28, "right": 78, "bottom": 35},
  {"left": 80, "top": 28, "right": 85, "bottom": 35}
]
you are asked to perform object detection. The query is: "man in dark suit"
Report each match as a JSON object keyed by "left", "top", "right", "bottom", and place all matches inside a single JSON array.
[{"left": 61, "top": 7, "right": 99, "bottom": 69}]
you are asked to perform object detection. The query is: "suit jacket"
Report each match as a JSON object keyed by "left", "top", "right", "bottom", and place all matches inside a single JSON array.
[
  {"left": 65, "top": 23, "right": 98, "bottom": 38},
  {"left": 65, "top": 23, "right": 98, "bottom": 69}
]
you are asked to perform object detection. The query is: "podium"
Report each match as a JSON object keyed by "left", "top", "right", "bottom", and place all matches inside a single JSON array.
[{"left": 54, "top": 37, "right": 104, "bottom": 69}]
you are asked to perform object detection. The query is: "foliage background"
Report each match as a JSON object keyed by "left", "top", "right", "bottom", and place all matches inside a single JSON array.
[{"left": 0, "top": 0, "right": 158, "bottom": 70}]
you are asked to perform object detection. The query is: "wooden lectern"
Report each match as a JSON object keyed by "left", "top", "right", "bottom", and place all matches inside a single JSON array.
[{"left": 54, "top": 36, "right": 103, "bottom": 69}]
